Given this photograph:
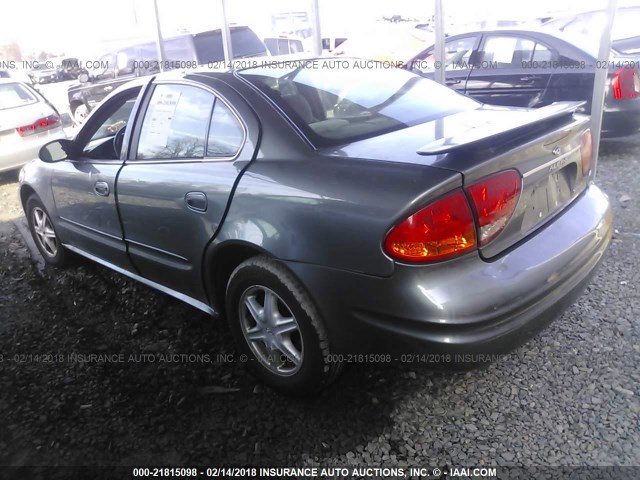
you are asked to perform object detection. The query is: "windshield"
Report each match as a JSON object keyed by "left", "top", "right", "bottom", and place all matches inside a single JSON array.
[
  {"left": 239, "top": 60, "right": 478, "bottom": 148},
  {"left": 0, "top": 82, "right": 37, "bottom": 110}
]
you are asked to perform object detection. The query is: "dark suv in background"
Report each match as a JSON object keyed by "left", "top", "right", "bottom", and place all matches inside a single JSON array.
[
  {"left": 57, "top": 58, "right": 87, "bottom": 80},
  {"left": 67, "top": 26, "right": 268, "bottom": 124}
]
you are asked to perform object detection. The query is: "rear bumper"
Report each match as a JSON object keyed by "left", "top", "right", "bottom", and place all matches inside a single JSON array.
[
  {"left": 602, "top": 100, "right": 640, "bottom": 137},
  {"left": 286, "top": 184, "right": 612, "bottom": 356}
]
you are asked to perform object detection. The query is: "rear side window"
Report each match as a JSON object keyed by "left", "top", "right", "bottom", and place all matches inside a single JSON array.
[
  {"left": 0, "top": 82, "right": 37, "bottom": 110},
  {"left": 137, "top": 84, "right": 215, "bottom": 160},
  {"left": 481, "top": 36, "right": 555, "bottom": 68},
  {"left": 207, "top": 101, "right": 244, "bottom": 157}
]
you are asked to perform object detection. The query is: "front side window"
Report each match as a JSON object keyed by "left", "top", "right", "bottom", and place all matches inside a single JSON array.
[
  {"left": 414, "top": 36, "right": 478, "bottom": 72},
  {"left": 136, "top": 84, "right": 215, "bottom": 160},
  {"left": 79, "top": 87, "right": 141, "bottom": 160},
  {"left": 91, "top": 53, "right": 115, "bottom": 80},
  {"left": 88, "top": 98, "right": 136, "bottom": 143},
  {"left": 482, "top": 36, "right": 538, "bottom": 68}
]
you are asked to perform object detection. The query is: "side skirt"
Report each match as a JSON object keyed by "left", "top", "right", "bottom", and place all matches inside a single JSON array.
[{"left": 63, "top": 243, "right": 218, "bottom": 317}]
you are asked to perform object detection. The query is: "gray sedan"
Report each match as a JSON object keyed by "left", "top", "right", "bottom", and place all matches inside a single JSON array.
[{"left": 18, "top": 61, "right": 612, "bottom": 394}]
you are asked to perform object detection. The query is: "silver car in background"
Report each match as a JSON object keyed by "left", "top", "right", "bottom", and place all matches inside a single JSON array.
[{"left": 0, "top": 79, "right": 66, "bottom": 173}]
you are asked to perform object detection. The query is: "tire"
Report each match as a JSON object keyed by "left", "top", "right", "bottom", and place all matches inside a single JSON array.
[
  {"left": 72, "top": 104, "right": 89, "bottom": 126},
  {"left": 226, "top": 256, "right": 343, "bottom": 395},
  {"left": 26, "top": 195, "right": 69, "bottom": 267}
]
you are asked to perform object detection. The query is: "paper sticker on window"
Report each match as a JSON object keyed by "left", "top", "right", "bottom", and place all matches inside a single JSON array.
[{"left": 145, "top": 91, "right": 181, "bottom": 147}]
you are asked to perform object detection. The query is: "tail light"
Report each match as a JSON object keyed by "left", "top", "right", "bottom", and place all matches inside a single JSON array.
[
  {"left": 466, "top": 170, "right": 521, "bottom": 246},
  {"left": 580, "top": 129, "right": 593, "bottom": 176},
  {"left": 384, "top": 191, "right": 476, "bottom": 262},
  {"left": 384, "top": 170, "right": 522, "bottom": 263},
  {"left": 612, "top": 68, "right": 640, "bottom": 100},
  {"left": 16, "top": 114, "right": 60, "bottom": 137}
]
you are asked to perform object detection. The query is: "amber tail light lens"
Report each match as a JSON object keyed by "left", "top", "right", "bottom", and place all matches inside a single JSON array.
[
  {"left": 384, "top": 190, "right": 477, "bottom": 263},
  {"left": 385, "top": 170, "right": 522, "bottom": 263},
  {"left": 466, "top": 170, "right": 521, "bottom": 246},
  {"left": 580, "top": 129, "right": 593, "bottom": 176}
]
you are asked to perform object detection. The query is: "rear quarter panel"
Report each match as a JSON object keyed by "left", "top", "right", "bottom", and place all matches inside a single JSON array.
[{"left": 213, "top": 154, "right": 461, "bottom": 277}]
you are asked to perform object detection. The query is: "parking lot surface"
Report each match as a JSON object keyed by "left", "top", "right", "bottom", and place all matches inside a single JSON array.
[{"left": 0, "top": 141, "right": 638, "bottom": 469}]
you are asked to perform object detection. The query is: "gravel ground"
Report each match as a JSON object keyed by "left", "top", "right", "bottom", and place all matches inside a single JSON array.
[{"left": 0, "top": 143, "right": 638, "bottom": 475}]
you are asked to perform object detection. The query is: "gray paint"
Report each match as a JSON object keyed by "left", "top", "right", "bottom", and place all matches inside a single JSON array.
[{"left": 19, "top": 68, "right": 613, "bottom": 355}]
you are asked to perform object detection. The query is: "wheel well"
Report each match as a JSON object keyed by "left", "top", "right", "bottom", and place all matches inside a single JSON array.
[
  {"left": 20, "top": 185, "right": 36, "bottom": 210},
  {"left": 209, "top": 243, "right": 265, "bottom": 314}
]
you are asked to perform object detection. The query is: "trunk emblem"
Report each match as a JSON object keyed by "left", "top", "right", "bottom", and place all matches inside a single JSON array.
[{"left": 552, "top": 146, "right": 562, "bottom": 156}]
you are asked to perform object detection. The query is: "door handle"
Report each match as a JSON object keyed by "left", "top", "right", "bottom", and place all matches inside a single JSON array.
[
  {"left": 185, "top": 192, "right": 208, "bottom": 213},
  {"left": 94, "top": 181, "right": 110, "bottom": 197},
  {"left": 446, "top": 79, "right": 461, "bottom": 86},
  {"left": 104, "top": 86, "right": 114, "bottom": 92},
  {"left": 519, "top": 75, "right": 542, "bottom": 83}
]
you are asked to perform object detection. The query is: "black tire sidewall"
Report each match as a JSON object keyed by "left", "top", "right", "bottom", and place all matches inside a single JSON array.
[
  {"left": 226, "top": 259, "right": 330, "bottom": 394},
  {"left": 26, "top": 195, "right": 66, "bottom": 267}
]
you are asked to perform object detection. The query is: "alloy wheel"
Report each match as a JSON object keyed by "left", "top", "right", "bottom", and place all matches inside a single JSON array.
[
  {"left": 239, "top": 286, "right": 304, "bottom": 376},
  {"left": 32, "top": 207, "right": 58, "bottom": 257}
]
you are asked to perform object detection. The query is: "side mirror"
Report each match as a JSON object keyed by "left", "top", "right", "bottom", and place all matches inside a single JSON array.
[
  {"left": 39, "top": 139, "right": 79, "bottom": 163},
  {"left": 78, "top": 73, "right": 90, "bottom": 83}
]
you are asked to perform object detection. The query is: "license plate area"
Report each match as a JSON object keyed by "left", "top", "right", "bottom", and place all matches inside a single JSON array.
[{"left": 521, "top": 162, "right": 577, "bottom": 234}]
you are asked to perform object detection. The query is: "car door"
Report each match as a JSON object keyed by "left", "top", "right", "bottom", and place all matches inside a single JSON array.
[
  {"left": 465, "top": 34, "right": 555, "bottom": 108},
  {"left": 51, "top": 85, "right": 143, "bottom": 269},
  {"left": 116, "top": 79, "right": 259, "bottom": 303},
  {"left": 409, "top": 35, "right": 480, "bottom": 92}
]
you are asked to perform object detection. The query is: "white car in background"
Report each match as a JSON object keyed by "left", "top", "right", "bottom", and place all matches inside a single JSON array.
[{"left": 0, "top": 79, "right": 66, "bottom": 173}]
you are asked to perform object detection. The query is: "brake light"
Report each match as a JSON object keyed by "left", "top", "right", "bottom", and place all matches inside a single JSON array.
[
  {"left": 384, "top": 190, "right": 476, "bottom": 262},
  {"left": 466, "top": 170, "right": 521, "bottom": 246},
  {"left": 612, "top": 68, "right": 640, "bottom": 100},
  {"left": 580, "top": 129, "right": 593, "bottom": 176},
  {"left": 16, "top": 114, "right": 60, "bottom": 137}
]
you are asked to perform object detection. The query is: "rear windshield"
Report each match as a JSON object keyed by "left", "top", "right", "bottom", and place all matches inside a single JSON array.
[
  {"left": 0, "top": 82, "right": 37, "bottom": 110},
  {"left": 239, "top": 60, "right": 478, "bottom": 148},
  {"left": 193, "top": 27, "right": 268, "bottom": 64}
]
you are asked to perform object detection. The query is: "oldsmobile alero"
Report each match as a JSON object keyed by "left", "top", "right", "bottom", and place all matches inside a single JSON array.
[{"left": 19, "top": 60, "right": 613, "bottom": 393}]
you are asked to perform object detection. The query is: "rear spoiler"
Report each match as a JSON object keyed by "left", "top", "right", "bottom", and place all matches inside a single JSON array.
[{"left": 417, "top": 101, "right": 587, "bottom": 155}]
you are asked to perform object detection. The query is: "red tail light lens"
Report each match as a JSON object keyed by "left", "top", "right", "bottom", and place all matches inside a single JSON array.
[
  {"left": 580, "top": 129, "right": 593, "bottom": 176},
  {"left": 384, "top": 190, "right": 477, "bottom": 263},
  {"left": 466, "top": 170, "right": 521, "bottom": 246},
  {"left": 612, "top": 68, "right": 640, "bottom": 100},
  {"left": 16, "top": 114, "right": 60, "bottom": 137}
]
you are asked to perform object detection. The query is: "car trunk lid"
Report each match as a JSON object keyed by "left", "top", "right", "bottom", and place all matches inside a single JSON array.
[
  {"left": 417, "top": 102, "right": 592, "bottom": 259},
  {"left": 323, "top": 102, "right": 591, "bottom": 259},
  {"left": 0, "top": 103, "right": 58, "bottom": 146}
]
